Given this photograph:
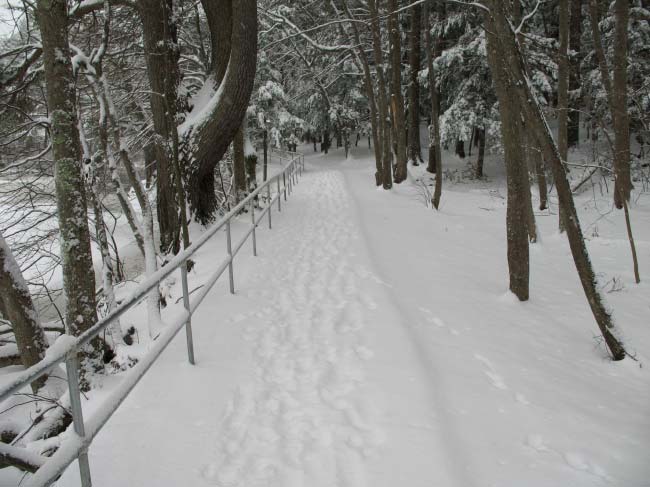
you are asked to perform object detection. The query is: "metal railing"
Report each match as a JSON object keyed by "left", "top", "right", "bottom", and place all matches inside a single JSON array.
[{"left": 0, "top": 151, "right": 306, "bottom": 487}]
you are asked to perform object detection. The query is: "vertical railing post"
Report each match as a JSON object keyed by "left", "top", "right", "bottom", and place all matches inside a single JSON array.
[
  {"left": 66, "top": 354, "right": 92, "bottom": 487},
  {"left": 288, "top": 166, "right": 292, "bottom": 195},
  {"left": 283, "top": 172, "right": 287, "bottom": 201},
  {"left": 277, "top": 176, "right": 281, "bottom": 211},
  {"left": 181, "top": 262, "right": 195, "bottom": 365},
  {"left": 226, "top": 220, "right": 234, "bottom": 294},
  {"left": 250, "top": 199, "right": 257, "bottom": 256},
  {"left": 267, "top": 184, "right": 272, "bottom": 229}
]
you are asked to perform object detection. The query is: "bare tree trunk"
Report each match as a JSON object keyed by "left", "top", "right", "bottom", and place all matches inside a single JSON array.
[
  {"left": 476, "top": 128, "right": 486, "bottom": 179},
  {"left": 532, "top": 148, "right": 548, "bottom": 210},
  {"left": 368, "top": 0, "right": 393, "bottom": 190},
  {"left": 483, "top": 1, "right": 626, "bottom": 360},
  {"left": 79, "top": 119, "right": 123, "bottom": 347},
  {"left": 340, "top": 0, "right": 382, "bottom": 184},
  {"left": 233, "top": 125, "right": 247, "bottom": 203},
  {"left": 485, "top": 9, "right": 529, "bottom": 300},
  {"left": 139, "top": 0, "right": 181, "bottom": 254},
  {"left": 512, "top": 0, "right": 538, "bottom": 244},
  {"left": 407, "top": 3, "right": 423, "bottom": 165},
  {"left": 568, "top": 0, "right": 582, "bottom": 147},
  {"left": 612, "top": 0, "right": 631, "bottom": 206},
  {"left": 588, "top": 0, "right": 631, "bottom": 208},
  {"left": 263, "top": 128, "right": 268, "bottom": 181},
  {"left": 34, "top": 0, "right": 102, "bottom": 369},
  {"left": 388, "top": 0, "right": 408, "bottom": 184},
  {"left": 423, "top": 1, "right": 442, "bottom": 209},
  {"left": 558, "top": 0, "right": 570, "bottom": 232},
  {"left": 620, "top": 190, "right": 640, "bottom": 283},
  {"left": 425, "top": 3, "right": 444, "bottom": 176},
  {"left": 0, "top": 233, "right": 48, "bottom": 392}
]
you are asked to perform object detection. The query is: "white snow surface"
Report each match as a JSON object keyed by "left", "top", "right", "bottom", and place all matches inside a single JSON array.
[{"left": 26, "top": 146, "right": 650, "bottom": 486}]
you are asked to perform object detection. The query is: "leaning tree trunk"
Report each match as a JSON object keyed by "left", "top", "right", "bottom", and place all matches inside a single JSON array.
[
  {"left": 407, "top": 3, "right": 423, "bottom": 165},
  {"left": 34, "top": 0, "right": 101, "bottom": 364},
  {"left": 389, "top": 0, "right": 408, "bottom": 184},
  {"left": 0, "top": 233, "right": 48, "bottom": 392},
  {"left": 183, "top": 0, "right": 257, "bottom": 224},
  {"left": 485, "top": 7, "right": 530, "bottom": 301},
  {"left": 139, "top": 0, "right": 182, "bottom": 254},
  {"left": 483, "top": 1, "right": 626, "bottom": 360}
]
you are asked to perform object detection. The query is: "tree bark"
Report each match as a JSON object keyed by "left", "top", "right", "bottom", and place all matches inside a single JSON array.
[
  {"left": 612, "top": 0, "right": 631, "bottom": 207},
  {"left": 483, "top": 1, "right": 626, "bottom": 360},
  {"left": 389, "top": 0, "right": 408, "bottom": 184},
  {"left": 425, "top": 3, "right": 443, "bottom": 176},
  {"left": 341, "top": 0, "right": 382, "bottom": 184},
  {"left": 0, "top": 233, "right": 48, "bottom": 392},
  {"left": 512, "top": 0, "right": 538, "bottom": 244},
  {"left": 407, "top": 3, "right": 423, "bottom": 165},
  {"left": 532, "top": 148, "right": 548, "bottom": 210},
  {"left": 423, "top": 1, "right": 442, "bottom": 209},
  {"left": 368, "top": 0, "right": 393, "bottom": 190},
  {"left": 485, "top": 9, "right": 530, "bottom": 301},
  {"left": 588, "top": 0, "right": 631, "bottom": 208},
  {"left": 558, "top": 0, "right": 570, "bottom": 232},
  {"left": 233, "top": 125, "right": 247, "bottom": 203},
  {"left": 139, "top": 0, "right": 181, "bottom": 254},
  {"left": 568, "top": 0, "right": 582, "bottom": 147},
  {"left": 558, "top": 0, "right": 570, "bottom": 163},
  {"left": 34, "top": 0, "right": 101, "bottom": 357},
  {"left": 183, "top": 0, "right": 258, "bottom": 223},
  {"left": 476, "top": 128, "right": 486, "bottom": 179}
]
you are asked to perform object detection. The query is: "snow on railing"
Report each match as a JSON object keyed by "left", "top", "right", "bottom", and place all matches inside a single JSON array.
[{"left": 0, "top": 151, "right": 306, "bottom": 487}]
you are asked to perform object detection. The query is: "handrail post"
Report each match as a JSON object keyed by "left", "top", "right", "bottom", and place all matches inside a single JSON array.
[
  {"left": 283, "top": 172, "right": 287, "bottom": 201},
  {"left": 226, "top": 220, "right": 234, "bottom": 294},
  {"left": 250, "top": 199, "right": 257, "bottom": 256},
  {"left": 277, "top": 176, "right": 281, "bottom": 212},
  {"left": 181, "top": 262, "right": 195, "bottom": 365},
  {"left": 288, "top": 166, "right": 292, "bottom": 195},
  {"left": 66, "top": 354, "right": 92, "bottom": 487},
  {"left": 267, "top": 184, "right": 272, "bottom": 229}
]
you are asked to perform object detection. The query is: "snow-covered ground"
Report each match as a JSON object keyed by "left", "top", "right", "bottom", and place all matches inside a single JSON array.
[{"left": 24, "top": 144, "right": 645, "bottom": 487}]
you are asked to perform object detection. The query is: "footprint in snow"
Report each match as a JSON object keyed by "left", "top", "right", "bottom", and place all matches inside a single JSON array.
[
  {"left": 515, "top": 393, "right": 530, "bottom": 405},
  {"left": 525, "top": 434, "right": 548, "bottom": 452},
  {"left": 474, "top": 354, "right": 508, "bottom": 390},
  {"left": 563, "top": 452, "right": 613, "bottom": 481}
]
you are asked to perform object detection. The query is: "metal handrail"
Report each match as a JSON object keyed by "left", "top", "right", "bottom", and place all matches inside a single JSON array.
[{"left": 0, "top": 151, "right": 306, "bottom": 487}]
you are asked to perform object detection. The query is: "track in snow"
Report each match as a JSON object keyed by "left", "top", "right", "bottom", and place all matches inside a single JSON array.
[{"left": 203, "top": 169, "right": 385, "bottom": 487}]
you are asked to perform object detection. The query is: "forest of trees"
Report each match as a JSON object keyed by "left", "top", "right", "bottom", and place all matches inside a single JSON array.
[{"left": 0, "top": 0, "right": 648, "bottom": 476}]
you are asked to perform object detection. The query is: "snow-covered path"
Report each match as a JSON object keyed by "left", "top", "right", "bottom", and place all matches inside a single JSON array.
[{"left": 57, "top": 149, "right": 649, "bottom": 487}]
